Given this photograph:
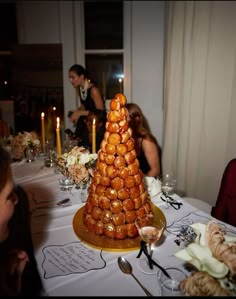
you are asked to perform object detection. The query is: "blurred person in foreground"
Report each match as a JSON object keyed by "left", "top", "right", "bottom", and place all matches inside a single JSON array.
[
  {"left": 126, "top": 103, "right": 161, "bottom": 178},
  {"left": 0, "top": 145, "right": 43, "bottom": 296}
]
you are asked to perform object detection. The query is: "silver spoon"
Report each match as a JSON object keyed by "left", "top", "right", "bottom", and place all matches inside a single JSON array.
[{"left": 118, "top": 257, "right": 153, "bottom": 297}]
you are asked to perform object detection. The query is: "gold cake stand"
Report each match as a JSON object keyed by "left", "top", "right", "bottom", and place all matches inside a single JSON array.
[{"left": 72, "top": 204, "right": 166, "bottom": 252}]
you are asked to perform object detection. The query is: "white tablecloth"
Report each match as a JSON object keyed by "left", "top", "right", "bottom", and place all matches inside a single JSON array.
[{"left": 12, "top": 159, "right": 236, "bottom": 296}]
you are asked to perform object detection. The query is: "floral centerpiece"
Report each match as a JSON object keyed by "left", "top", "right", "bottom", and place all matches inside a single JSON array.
[
  {"left": 11, "top": 131, "right": 41, "bottom": 160},
  {"left": 56, "top": 146, "right": 97, "bottom": 185}
]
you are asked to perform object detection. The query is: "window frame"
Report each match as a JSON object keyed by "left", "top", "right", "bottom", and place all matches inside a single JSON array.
[{"left": 80, "top": 1, "right": 131, "bottom": 103}]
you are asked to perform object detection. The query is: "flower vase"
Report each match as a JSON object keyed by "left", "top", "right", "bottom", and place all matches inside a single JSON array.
[{"left": 25, "top": 148, "right": 35, "bottom": 163}]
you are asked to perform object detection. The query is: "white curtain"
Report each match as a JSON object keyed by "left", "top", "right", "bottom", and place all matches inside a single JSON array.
[{"left": 162, "top": 1, "right": 236, "bottom": 206}]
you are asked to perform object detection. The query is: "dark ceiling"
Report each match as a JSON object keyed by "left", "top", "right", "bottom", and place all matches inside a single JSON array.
[
  {"left": 0, "top": 2, "right": 17, "bottom": 51},
  {"left": 0, "top": 1, "right": 16, "bottom": 98}
]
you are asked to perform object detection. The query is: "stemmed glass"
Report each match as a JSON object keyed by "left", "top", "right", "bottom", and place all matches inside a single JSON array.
[
  {"left": 161, "top": 174, "right": 177, "bottom": 209},
  {"left": 161, "top": 173, "right": 176, "bottom": 196},
  {"left": 135, "top": 213, "right": 165, "bottom": 275}
]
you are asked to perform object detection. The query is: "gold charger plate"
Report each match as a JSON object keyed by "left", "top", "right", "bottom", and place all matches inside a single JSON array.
[{"left": 72, "top": 204, "right": 166, "bottom": 252}]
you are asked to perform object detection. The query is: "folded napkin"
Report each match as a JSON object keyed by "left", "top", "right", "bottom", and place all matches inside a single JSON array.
[
  {"left": 144, "top": 176, "right": 162, "bottom": 198},
  {"left": 174, "top": 223, "right": 236, "bottom": 278}
]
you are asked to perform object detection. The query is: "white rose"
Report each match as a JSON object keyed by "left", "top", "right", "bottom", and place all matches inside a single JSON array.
[
  {"left": 66, "top": 155, "right": 76, "bottom": 166},
  {"left": 22, "top": 140, "right": 28, "bottom": 146},
  {"left": 79, "top": 153, "right": 90, "bottom": 165},
  {"left": 33, "top": 139, "right": 40, "bottom": 146},
  {"left": 89, "top": 153, "right": 98, "bottom": 161}
]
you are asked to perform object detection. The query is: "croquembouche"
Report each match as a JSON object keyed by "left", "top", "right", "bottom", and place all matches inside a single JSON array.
[{"left": 83, "top": 93, "right": 153, "bottom": 240}]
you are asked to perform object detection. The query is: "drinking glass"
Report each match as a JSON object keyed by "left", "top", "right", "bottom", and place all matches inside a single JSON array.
[
  {"left": 59, "top": 176, "right": 74, "bottom": 191},
  {"left": 161, "top": 173, "right": 176, "bottom": 196},
  {"left": 80, "top": 182, "right": 89, "bottom": 203},
  {"left": 44, "top": 139, "right": 56, "bottom": 167},
  {"left": 75, "top": 180, "right": 90, "bottom": 203},
  {"left": 135, "top": 213, "right": 165, "bottom": 275},
  {"left": 159, "top": 267, "right": 187, "bottom": 296},
  {"left": 25, "top": 147, "right": 35, "bottom": 162}
]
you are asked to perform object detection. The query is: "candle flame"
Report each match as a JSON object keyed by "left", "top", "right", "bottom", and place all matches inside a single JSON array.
[
  {"left": 41, "top": 112, "right": 45, "bottom": 118},
  {"left": 93, "top": 118, "right": 96, "bottom": 125},
  {"left": 56, "top": 117, "right": 60, "bottom": 129}
]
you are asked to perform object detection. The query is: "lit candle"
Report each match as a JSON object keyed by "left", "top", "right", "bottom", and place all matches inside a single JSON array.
[
  {"left": 118, "top": 78, "right": 122, "bottom": 93},
  {"left": 41, "top": 112, "right": 46, "bottom": 147},
  {"left": 56, "top": 117, "right": 62, "bottom": 156},
  {"left": 92, "top": 118, "right": 96, "bottom": 153}
]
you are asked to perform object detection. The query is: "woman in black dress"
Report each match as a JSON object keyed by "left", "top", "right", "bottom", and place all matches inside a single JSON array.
[
  {"left": 126, "top": 103, "right": 161, "bottom": 178},
  {"left": 68, "top": 64, "right": 105, "bottom": 142}
]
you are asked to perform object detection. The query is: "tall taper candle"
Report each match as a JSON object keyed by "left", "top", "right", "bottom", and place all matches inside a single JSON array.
[
  {"left": 56, "top": 117, "right": 62, "bottom": 156},
  {"left": 41, "top": 112, "right": 46, "bottom": 147},
  {"left": 92, "top": 118, "right": 96, "bottom": 153}
]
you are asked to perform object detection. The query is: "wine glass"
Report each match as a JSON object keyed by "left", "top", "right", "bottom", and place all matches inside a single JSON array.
[
  {"left": 161, "top": 174, "right": 177, "bottom": 209},
  {"left": 135, "top": 213, "right": 165, "bottom": 275},
  {"left": 161, "top": 173, "right": 176, "bottom": 196}
]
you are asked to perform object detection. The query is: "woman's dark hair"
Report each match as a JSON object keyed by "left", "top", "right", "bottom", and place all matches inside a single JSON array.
[
  {"left": 126, "top": 103, "right": 155, "bottom": 141},
  {"left": 0, "top": 145, "right": 11, "bottom": 192},
  {"left": 126, "top": 102, "right": 162, "bottom": 175},
  {"left": 69, "top": 64, "right": 88, "bottom": 78},
  {"left": 69, "top": 64, "right": 98, "bottom": 85}
]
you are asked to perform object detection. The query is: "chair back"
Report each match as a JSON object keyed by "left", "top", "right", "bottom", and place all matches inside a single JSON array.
[{"left": 211, "top": 159, "right": 236, "bottom": 227}]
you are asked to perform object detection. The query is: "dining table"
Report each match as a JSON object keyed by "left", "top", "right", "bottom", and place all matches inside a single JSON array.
[{"left": 11, "top": 157, "right": 236, "bottom": 296}]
